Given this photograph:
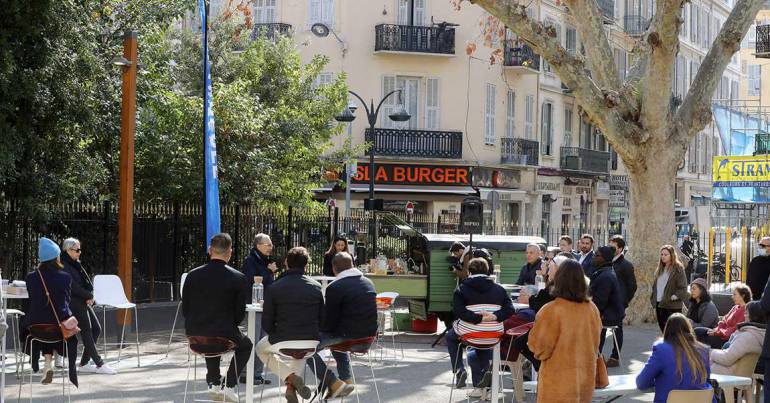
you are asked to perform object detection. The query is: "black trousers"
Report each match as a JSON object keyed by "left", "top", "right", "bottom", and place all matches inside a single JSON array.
[
  {"left": 75, "top": 305, "right": 104, "bottom": 367},
  {"left": 694, "top": 327, "right": 726, "bottom": 349},
  {"left": 205, "top": 336, "right": 252, "bottom": 388},
  {"left": 512, "top": 330, "right": 540, "bottom": 371},
  {"left": 599, "top": 325, "right": 623, "bottom": 360},
  {"left": 655, "top": 306, "right": 680, "bottom": 332}
]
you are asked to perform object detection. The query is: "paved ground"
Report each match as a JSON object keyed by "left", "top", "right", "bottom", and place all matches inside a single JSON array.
[{"left": 0, "top": 323, "right": 745, "bottom": 402}]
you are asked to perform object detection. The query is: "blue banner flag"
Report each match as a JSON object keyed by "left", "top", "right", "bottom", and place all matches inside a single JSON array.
[{"left": 199, "top": 0, "right": 221, "bottom": 247}]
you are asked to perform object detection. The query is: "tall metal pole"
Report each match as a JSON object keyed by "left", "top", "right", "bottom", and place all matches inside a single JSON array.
[
  {"left": 117, "top": 31, "right": 138, "bottom": 323},
  {"left": 344, "top": 122, "right": 352, "bottom": 217},
  {"left": 368, "top": 102, "right": 377, "bottom": 259}
]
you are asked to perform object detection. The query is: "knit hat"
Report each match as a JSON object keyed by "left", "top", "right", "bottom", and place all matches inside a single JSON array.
[
  {"left": 597, "top": 246, "right": 615, "bottom": 262},
  {"left": 690, "top": 277, "right": 708, "bottom": 291},
  {"left": 38, "top": 237, "right": 61, "bottom": 262}
]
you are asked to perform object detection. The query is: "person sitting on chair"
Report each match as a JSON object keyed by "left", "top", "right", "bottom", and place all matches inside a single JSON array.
[
  {"left": 257, "top": 247, "right": 324, "bottom": 403},
  {"left": 183, "top": 233, "right": 252, "bottom": 402},
  {"left": 306, "top": 252, "right": 375, "bottom": 399}
]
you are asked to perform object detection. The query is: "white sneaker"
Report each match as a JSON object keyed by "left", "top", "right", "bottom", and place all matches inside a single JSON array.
[
  {"left": 207, "top": 385, "right": 224, "bottom": 401},
  {"left": 467, "top": 387, "right": 485, "bottom": 398},
  {"left": 78, "top": 364, "right": 97, "bottom": 373},
  {"left": 94, "top": 364, "right": 117, "bottom": 375},
  {"left": 221, "top": 386, "right": 238, "bottom": 402}
]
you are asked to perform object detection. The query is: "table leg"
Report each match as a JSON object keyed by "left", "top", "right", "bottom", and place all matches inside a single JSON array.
[
  {"left": 491, "top": 344, "right": 500, "bottom": 402},
  {"left": 246, "top": 310, "right": 256, "bottom": 403},
  {"left": 724, "top": 386, "right": 735, "bottom": 403}
]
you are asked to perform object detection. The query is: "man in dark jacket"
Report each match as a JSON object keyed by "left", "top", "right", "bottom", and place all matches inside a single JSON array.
[
  {"left": 60, "top": 238, "right": 115, "bottom": 374},
  {"left": 307, "top": 252, "right": 375, "bottom": 398},
  {"left": 578, "top": 234, "right": 596, "bottom": 276},
  {"left": 241, "top": 233, "right": 278, "bottom": 287},
  {"left": 590, "top": 246, "right": 626, "bottom": 368},
  {"left": 747, "top": 237, "right": 770, "bottom": 300},
  {"left": 446, "top": 258, "right": 514, "bottom": 390},
  {"left": 609, "top": 236, "right": 637, "bottom": 308},
  {"left": 758, "top": 270, "right": 770, "bottom": 403},
  {"left": 516, "top": 244, "right": 542, "bottom": 285},
  {"left": 256, "top": 247, "right": 323, "bottom": 403},
  {"left": 183, "top": 233, "right": 251, "bottom": 402}
]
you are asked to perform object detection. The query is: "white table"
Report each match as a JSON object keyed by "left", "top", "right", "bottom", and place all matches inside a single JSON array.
[
  {"left": 310, "top": 276, "right": 336, "bottom": 296},
  {"left": 512, "top": 303, "right": 529, "bottom": 311},
  {"left": 1, "top": 287, "right": 27, "bottom": 403},
  {"left": 245, "top": 304, "right": 263, "bottom": 403},
  {"left": 523, "top": 373, "right": 752, "bottom": 402}
]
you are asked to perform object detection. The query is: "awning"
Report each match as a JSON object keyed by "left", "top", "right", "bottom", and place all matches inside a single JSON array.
[{"left": 347, "top": 184, "right": 477, "bottom": 195}]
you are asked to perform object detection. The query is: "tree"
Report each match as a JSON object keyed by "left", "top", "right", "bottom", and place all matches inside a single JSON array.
[{"left": 461, "top": 0, "right": 763, "bottom": 322}]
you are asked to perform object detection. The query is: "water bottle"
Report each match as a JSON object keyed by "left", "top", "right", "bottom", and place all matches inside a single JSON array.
[
  {"left": 252, "top": 276, "right": 264, "bottom": 305},
  {"left": 535, "top": 274, "right": 545, "bottom": 291}
]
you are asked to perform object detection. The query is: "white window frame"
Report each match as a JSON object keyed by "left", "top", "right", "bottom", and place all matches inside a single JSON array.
[
  {"left": 309, "top": 0, "right": 334, "bottom": 27},
  {"left": 425, "top": 77, "right": 440, "bottom": 130},
  {"left": 541, "top": 101, "right": 553, "bottom": 156},
  {"left": 254, "top": 0, "right": 277, "bottom": 24},
  {"left": 505, "top": 90, "right": 515, "bottom": 138},
  {"left": 749, "top": 65, "right": 761, "bottom": 96},
  {"left": 564, "top": 107, "right": 573, "bottom": 148},
  {"left": 525, "top": 95, "right": 534, "bottom": 140},
  {"left": 484, "top": 83, "right": 496, "bottom": 145}
]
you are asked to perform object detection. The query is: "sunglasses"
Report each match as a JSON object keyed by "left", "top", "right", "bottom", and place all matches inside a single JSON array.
[
  {"left": 760, "top": 244, "right": 770, "bottom": 249},
  {"left": 71, "top": 248, "right": 82, "bottom": 253}
]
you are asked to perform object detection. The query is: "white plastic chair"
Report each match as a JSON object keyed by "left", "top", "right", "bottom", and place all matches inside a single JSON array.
[
  {"left": 166, "top": 272, "right": 189, "bottom": 358},
  {"left": 375, "top": 292, "right": 403, "bottom": 361},
  {"left": 93, "top": 275, "right": 140, "bottom": 367}
]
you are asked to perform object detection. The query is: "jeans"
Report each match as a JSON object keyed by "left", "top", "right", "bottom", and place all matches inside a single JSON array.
[
  {"left": 694, "top": 327, "right": 726, "bottom": 349},
  {"left": 78, "top": 306, "right": 104, "bottom": 367},
  {"left": 205, "top": 335, "right": 253, "bottom": 388},
  {"left": 306, "top": 333, "right": 352, "bottom": 391},
  {"left": 599, "top": 324, "right": 623, "bottom": 360},
  {"left": 251, "top": 328, "right": 265, "bottom": 377},
  {"left": 467, "top": 348, "right": 493, "bottom": 387},
  {"left": 446, "top": 328, "right": 466, "bottom": 375}
]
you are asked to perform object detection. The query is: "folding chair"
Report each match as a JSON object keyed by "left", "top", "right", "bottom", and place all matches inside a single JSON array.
[
  {"left": 166, "top": 272, "right": 189, "bottom": 358},
  {"left": 93, "top": 274, "right": 141, "bottom": 367}
]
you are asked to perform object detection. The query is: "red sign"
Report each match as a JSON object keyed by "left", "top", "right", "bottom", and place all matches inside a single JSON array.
[
  {"left": 352, "top": 164, "right": 471, "bottom": 186},
  {"left": 405, "top": 201, "right": 414, "bottom": 214}
]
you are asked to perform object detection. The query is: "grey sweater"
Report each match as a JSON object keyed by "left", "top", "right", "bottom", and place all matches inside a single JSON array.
[{"left": 687, "top": 300, "right": 719, "bottom": 329}]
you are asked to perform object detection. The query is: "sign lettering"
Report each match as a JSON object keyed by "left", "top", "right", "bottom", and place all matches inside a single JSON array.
[
  {"left": 353, "top": 164, "right": 471, "bottom": 186},
  {"left": 712, "top": 155, "right": 770, "bottom": 187}
]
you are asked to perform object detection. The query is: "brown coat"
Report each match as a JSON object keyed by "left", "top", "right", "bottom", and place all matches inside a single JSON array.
[
  {"left": 649, "top": 264, "right": 689, "bottom": 310},
  {"left": 529, "top": 297, "right": 602, "bottom": 403}
]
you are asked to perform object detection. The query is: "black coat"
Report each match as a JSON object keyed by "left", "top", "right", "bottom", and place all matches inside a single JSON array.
[
  {"left": 747, "top": 255, "right": 770, "bottom": 301},
  {"left": 453, "top": 275, "right": 514, "bottom": 324},
  {"left": 322, "top": 252, "right": 335, "bottom": 277},
  {"left": 612, "top": 254, "right": 638, "bottom": 307},
  {"left": 183, "top": 259, "right": 249, "bottom": 342},
  {"left": 528, "top": 287, "right": 555, "bottom": 313},
  {"left": 322, "top": 271, "right": 377, "bottom": 338},
  {"left": 241, "top": 248, "right": 275, "bottom": 287},
  {"left": 516, "top": 259, "right": 542, "bottom": 286},
  {"left": 760, "top": 275, "right": 770, "bottom": 360},
  {"left": 579, "top": 250, "right": 595, "bottom": 276},
  {"left": 60, "top": 253, "right": 94, "bottom": 316},
  {"left": 589, "top": 264, "right": 626, "bottom": 326},
  {"left": 262, "top": 269, "right": 324, "bottom": 344}
]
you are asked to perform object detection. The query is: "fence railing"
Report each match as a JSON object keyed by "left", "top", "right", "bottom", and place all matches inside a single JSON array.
[
  {"left": 560, "top": 147, "right": 611, "bottom": 174},
  {"left": 374, "top": 24, "right": 455, "bottom": 55},
  {"left": 251, "top": 23, "right": 293, "bottom": 40},
  {"left": 503, "top": 43, "right": 540, "bottom": 72},
  {"left": 623, "top": 15, "right": 649, "bottom": 36},
  {"left": 500, "top": 137, "right": 539, "bottom": 166},
  {"left": 756, "top": 25, "right": 770, "bottom": 55},
  {"left": 365, "top": 128, "right": 463, "bottom": 159}
]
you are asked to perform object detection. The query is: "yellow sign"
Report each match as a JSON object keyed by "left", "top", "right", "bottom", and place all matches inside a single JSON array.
[{"left": 712, "top": 155, "right": 770, "bottom": 187}]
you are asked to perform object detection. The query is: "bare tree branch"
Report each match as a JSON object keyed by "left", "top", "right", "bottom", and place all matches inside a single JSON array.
[
  {"left": 563, "top": 0, "right": 621, "bottom": 91},
  {"left": 675, "top": 0, "right": 764, "bottom": 145}
]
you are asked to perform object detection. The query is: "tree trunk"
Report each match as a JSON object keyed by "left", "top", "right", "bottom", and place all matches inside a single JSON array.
[{"left": 624, "top": 145, "right": 680, "bottom": 325}]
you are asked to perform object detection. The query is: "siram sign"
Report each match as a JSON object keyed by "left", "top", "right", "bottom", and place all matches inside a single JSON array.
[{"left": 712, "top": 155, "right": 770, "bottom": 187}]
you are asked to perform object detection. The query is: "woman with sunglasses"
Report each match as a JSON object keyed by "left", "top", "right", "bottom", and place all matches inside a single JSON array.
[
  {"left": 747, "top": 237, "right": 770, "bottom": 301},
  {"left": 60, "top": 238, "right": 116, "bottom": 374}
]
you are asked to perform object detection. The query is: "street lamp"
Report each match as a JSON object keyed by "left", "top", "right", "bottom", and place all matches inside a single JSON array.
[{"left": 337, "top": 90, "right": 411, "bottom": 259}]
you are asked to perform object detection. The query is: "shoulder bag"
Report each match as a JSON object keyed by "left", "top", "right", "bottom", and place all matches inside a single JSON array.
[
  {"left": 37, "top": 269, "right": 80, "bottom": 339},
  {"left": 595, "top": 354, "right": 609, "bottom": 389}
]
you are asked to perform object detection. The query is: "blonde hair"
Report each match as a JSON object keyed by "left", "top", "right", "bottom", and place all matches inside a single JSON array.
[{"left": 654, "top": 244, "right": 684, "bottom": 279}]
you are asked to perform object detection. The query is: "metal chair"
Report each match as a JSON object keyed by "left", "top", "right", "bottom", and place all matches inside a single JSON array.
[
  {"left": 601, "top": 325, "right": 622, "bottom": 365},
  {"left": 6, "top": 308, "right": 24, "bottom": 377},
  {"left": 166, "top": 272, "right": 189, "bottom": 358},
  {"left": 375, "top": 292, "right": 403, "bottom": 361},
  {"left": 93, "top": 274, "right": 141, "bottom": 367},
  {"left": 17, "top": 324, "right": 72, "bottom": 402},
  {"left": 184, "top": 336, "right": 239, "bottom": 402},
  {"left": 325, "top": 336, "right": 379, "bottom": 403},
  {"left": 448, "top": 333, "right": 503, "bottom": 402},
  {"left": 665, "top": 388, "right": 714, "bottom": 402},
  {"left": 259, "top": 340, "right": 320, "bottom": 403}
]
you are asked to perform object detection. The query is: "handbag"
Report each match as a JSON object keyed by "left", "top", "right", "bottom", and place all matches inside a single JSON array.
[
  {"left": 36, "top": 269, "right": 80, "bottom": 340},
  {"left": 595, "top": 354, "right": 609, "bottom": 389}
]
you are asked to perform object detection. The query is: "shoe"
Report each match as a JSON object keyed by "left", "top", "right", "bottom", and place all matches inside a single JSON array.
[
  {"left": 239, "top": 374, "right": 272, "bottom": 384},
  {"left": 467, "top": 387, "right": 486, "bottom": 398},
  {"left": 285, "top": 374, "right": 312, "bottom": 399},
  {"left": 94, "top": 364, "right": 117, "bottom": 375},
  {"left": 78, "top": 364, "right": 97, "bottom": 373},
  {"left": 479, "top": 371, "right": 492, "bottom": 388},
  {"left": 606, "top": 357, "right": 620, "bottom": 368},
  {"left": 207, "top": 384, "right": 224, "bottom": 401},
  {"left": 41, "top": 368, "right": 54, "bottom": 385},
  {"left": 454, "top": 371, "right": 468, "bottom": 388},
  {"left": 285, "top": 384, "right": 300, "bottom": 403},
  {"left": 220, "top": 386, "right": 238, "bottom": 402},
  {"left": 325, "top": 379, "right": 355, "bottom": 399}
]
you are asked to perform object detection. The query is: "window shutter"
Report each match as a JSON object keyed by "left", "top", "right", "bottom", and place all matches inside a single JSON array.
[
  {"left": 381, "top": 76, "right": 396, "bottom": 128},
  {"left": 425, "top": 78, "right": 440, "bottom": 130},
  {"left": 397, "top": 0, "right": 408, "bottom": 25},
  {"left": 414, "top": 0, "right": 426, "bottom": 26},
  {"left": 506, "top": 90, "right": 515, "bottom": 138},
  {"left": 309, "top": 0, "right": 321, "bottom": 25},
  {"left": 485, "top": 84, "right": 496, "bottom": 145},
  {"left": 525, "top": 95, "right": 534, "bottom": 140},
  {"left": 322, "top": 0, "right": 334, "bottom": 26}
]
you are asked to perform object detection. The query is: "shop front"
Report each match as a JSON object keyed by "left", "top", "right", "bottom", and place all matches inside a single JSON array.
[
  {"left": 474, "top": 167, "right": 533, "bottom": 233},
  {"left": 609, "top": 174, "right": 629, "bottom": 234}
]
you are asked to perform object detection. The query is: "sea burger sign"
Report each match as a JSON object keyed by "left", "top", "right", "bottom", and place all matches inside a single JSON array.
[{"left": 352, "top": 163, "right": 471, "bottom": 186}]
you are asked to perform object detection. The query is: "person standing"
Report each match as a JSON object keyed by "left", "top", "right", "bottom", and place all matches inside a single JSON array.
[
  {"left": 578, "top": 234, "right": 596, "bottom": 276},
  {"left": 558, "top": 235, "right": 579, "bottom": 259},
  {"left": 589, "top": 246, "right": 626, "bottom": 368},
  {"left": 242, "top": 233, "right": 278, "bottom": 287},
  {"left": 516, "top": 244, "right": 542, "bottom": 285},
  {"left": 322, "top": 236, "right": 349, "bottom": 277},
  {"left": 529, "top": 259, "right": 602, "bottom": 403},
  {"left": 609, "top": 235, "right": 636, "bottom": 366},
  {"left": 59, "top": 238, "right": 115, "bottom": 375},
  {"left": 650, "top": 245, "right": 689, "bottom": 332},
  {"left": 183, "top": 233, "right": 252, "bottom": 402},
  {"left": 747, "top": 237, "right": 770, "bottom": 300},
  {"left": 681, "top": 235, "right": 695, "bottom": 259}
]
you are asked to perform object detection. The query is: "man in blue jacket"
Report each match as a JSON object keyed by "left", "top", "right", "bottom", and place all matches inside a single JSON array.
[
  {"left": 516, "top": 244, "right": 542, "bottom": 285},
  {"left": 578, "top": 234, "right": 596, "bottom": 275},
  {"left": 307, "top": 252, "right": 376, "bottom": 399},
  {"left": 589, "top": 246, "right": 626, "bottom": 368}
]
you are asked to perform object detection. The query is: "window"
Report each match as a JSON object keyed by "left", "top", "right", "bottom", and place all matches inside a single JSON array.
[
  {"left": 485, "top": 83, "right": 496, "bottom": 145},
  {"left": 525, "top": 95, "right": 534, "bottom": 140},
  {"left": 749, "top": 65, "right": 761, "bottom": 96},
  {"left": 425, "top": 78, "right": 439, "bottom": 130},
  {"left": 690, "top": 4, "right": 698, "bottom": 43},
  {"left": 748, "top": 24, "right": 757, "bottom": 47},
  {"left": 309, "top": 0, "right": 334, "bottom": 26},
  {"left": 731, "top": 80, "right": 739, "bottom": 100},
  {"left": 699, "top": 8, "right": 708, "bottom": 49},
  {"left": 254, "top": 0, "right": 276, "bottom": 23},
  {"left": 541, "top": 196, "right": 552, "bottom": 234},
  {"left": 312, "top": 72, "right": 333, "bottom": 89},
  {"left": 564, "top": 107, "right": 573, "bottom": 147},
  {"left": 566, "top": 27, "right": 577, "bottom": 54},
  {"left": 714, "top": 18, "right": 721, "bottom": 47},
  {"left": 613, "top": 48, "right": 627, "bottom": 80},
  {"left": 505, "top": 90, "right": 515, "bottom": 138},
  {"left": 688, "top": 136, "right": 697, "bottom": 173},
  {"left": 397, "top": 0, "right": 425, "bottom": 26},
  {"left": 580, "top": 118, "right": 592, "bottom": 149},
  {"left": 682, "top": 4, "right": 689, "bottom": 39},
  {"left": 381, "top": 75, "right": 419, "bottom": 129},
  {"left": 541, "top": 102, "right": 553, "bottom": 155}
]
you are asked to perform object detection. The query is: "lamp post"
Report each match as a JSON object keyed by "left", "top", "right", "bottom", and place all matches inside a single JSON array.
[{"left": 335, "top": 90, "right": 410, "bottom": 259}]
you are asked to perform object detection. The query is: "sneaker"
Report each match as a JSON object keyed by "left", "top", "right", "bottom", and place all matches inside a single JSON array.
[
  {"left": 286, "top": 374, "right": 312, "bottom": 399},
  {"left": 454, "top": 371, "right": 468, "bottom": 388},
  {"left": 41, "top": 369, "right": 54, "bottom": 385},
  {"left": 220, "top": 386, "right": 238, "bottom": 402},
  {"left": 78, "top": 364, "right": 98, "bottom": 373},
  {"left": 285, "top": 384, "right": 300, "bottom": 403},
  {"left": 467, "top": 387, "right": 486, "bottom": 398},
  {"left": 94, "top": 364, "right": 117, "bottom": 375},
  {"left": 325, "top": 379, "right": 355, "bottom": 399},
  {"left": 207, "top": 385, "right": 224, "bottom": 401},
  {"left": 606, "top": 357, "right": 620, "bottom": 368}
]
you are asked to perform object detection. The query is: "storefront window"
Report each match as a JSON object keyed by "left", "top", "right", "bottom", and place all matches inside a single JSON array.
[{"left": 541, "top": 196, "right": 552, "bottom": 234}]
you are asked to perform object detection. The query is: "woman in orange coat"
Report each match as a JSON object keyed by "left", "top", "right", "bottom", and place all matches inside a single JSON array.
[{"left": 529, "top": 259, "right": 602, "bottom": 403}]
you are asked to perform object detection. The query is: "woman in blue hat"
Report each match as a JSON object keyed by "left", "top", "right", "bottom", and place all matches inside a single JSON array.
[{"left": 20, "top": 237, "right": 79, "bottom": 387}]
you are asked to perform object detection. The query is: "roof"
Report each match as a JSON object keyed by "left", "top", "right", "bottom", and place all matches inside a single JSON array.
[{"left": 420, "top": 233, "right": 546, "bottom": 251}]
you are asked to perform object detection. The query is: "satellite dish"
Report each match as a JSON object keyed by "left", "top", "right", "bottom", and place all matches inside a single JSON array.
[{"left": 311, "top": 23, "right": 330, "bottom": 38}]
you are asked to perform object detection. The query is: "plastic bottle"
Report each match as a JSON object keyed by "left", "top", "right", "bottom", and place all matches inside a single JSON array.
[
  {"left": 253, "top": 276, "right": 264, "bottom": 306},
  {"left": 535, "top": 274, "right": 545, "bottom": 291}
]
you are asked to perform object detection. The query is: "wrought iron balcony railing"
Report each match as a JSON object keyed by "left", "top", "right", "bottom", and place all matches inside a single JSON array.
[
  {"left": 623, "top": 15, "right": 649, "bottom": 36},
  {"left": 757, "top": 25, "right": 770, "bottom": 57},
  {"left": 374, "top": 24, "right": 456, "bottom": 55},
  {"left": 503, "top": 43, "right": 540, "bottom": 72},
  {"left": 597, "top": 0, "right": 615, "bottom": 21},
  {"left": 560, "top": 147, "right": 611, "bottom": 174},
  {"left": 251, "top": 23, "right": 292, "bottom": 40},
  {"left": 756, "top": 132, "right": 770, "bottom": 155},
  {"left": 500, "top": 138, "right": 539, "bottom": 166},
  {"left": 365, "top": 128, "right": 463, "bottom": 159}
]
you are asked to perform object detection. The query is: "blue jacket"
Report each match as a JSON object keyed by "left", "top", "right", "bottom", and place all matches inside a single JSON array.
[
  {"left": 579, "top": 250, "right": 595, "bottom": 276},
  {"left": 636, "top": 340, "right": 713, "bottom": 403},
  {"left": 241, "top": 248, "right": 275, "bottom": 287},
  {"left": 23, "top": 265, "right": 73, "bottom": 327},
  {"left": 589, "top": 264, "right": 626, "bottom": 326},
  {"left": 453, "top": 275, "right": 514, "bottom": 324},
  {"left": 322, "top": 270, "right": 378, "bottom": 339}
]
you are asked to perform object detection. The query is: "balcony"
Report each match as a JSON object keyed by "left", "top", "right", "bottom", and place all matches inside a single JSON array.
[
  {"left": 757, "top": 25, "right": 770, "bottom": 58},
  {"left": 756, "top": 132, "right": 770, "bottom": 155},
  {"left": 374, "top": 24, "right": 455, "bottom": 55},
  {"left": 251, "top": 23, "right": 292, "bottom": 40},
  {"left": 597, "top": 0, "right": 615, "bottom": 22},
  {"left": 503, "top": 43, "right": 540, "bottom": 73},
  {"left": 500, "top": 138, "right": 539, "bottom": 166},
  {"left": 365, "top": 128, "right": 462, "bottom": 159},
  {"left": 560, "top": 147, "right": 611, "bottom": 175},
  {"left": 623, "top": 15, "right": 649, "bottom": 36}
]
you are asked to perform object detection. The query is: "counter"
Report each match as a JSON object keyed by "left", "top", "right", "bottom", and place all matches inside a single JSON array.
[{"left": 363, "top": 273, "right": 428, "bottom": 299}]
